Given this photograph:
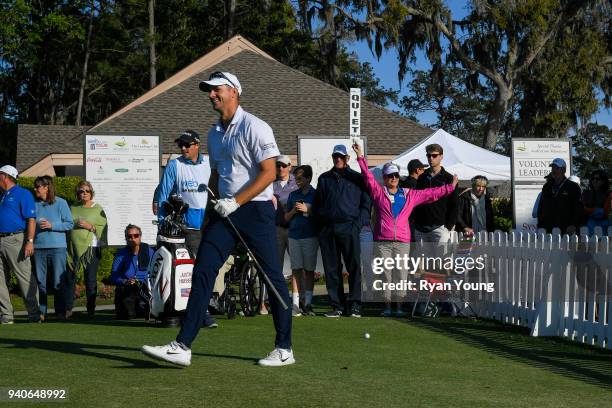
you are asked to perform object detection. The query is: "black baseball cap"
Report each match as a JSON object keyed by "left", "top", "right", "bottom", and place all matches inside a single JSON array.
[
  {"left": 408, "top": 159, "right": 428, "bottom": 173},
  {"left": 174, "top": 130, "right": 200, "bottom": 144}
]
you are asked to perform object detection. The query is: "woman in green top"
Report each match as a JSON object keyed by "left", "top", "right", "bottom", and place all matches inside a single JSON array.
[{"left": 67, "top": 181, "right": 107, "bottom": 318}]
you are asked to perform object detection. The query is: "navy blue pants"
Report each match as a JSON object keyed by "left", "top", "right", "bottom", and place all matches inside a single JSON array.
[
  {"left": 177, "top": 201, "right": 292, "bottom": 349},
  {"left": 318, "top": 222, "right": 362, "bottom": 311}
]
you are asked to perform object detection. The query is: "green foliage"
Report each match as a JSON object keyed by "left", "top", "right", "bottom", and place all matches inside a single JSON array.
[
  {"left": 494, "top": 216, "right": 513, "bottom": 232},
  {"left": 312, "top": 1, "right": 609, "bottom": 150},
  {"left": 571, "top": 123, "right": 612, "bottom": 179},
  {"left": 97, "top": 247, "right": 116, "bottom": 284},
  {"left": 492, "top": 197, "right": 512, "bottom": 232},
  {"left": 517, "top": 9, "right": 609, "bottom": 139},
  {"left": 399, "top": 66, "right": 489, "bottom": 145}
]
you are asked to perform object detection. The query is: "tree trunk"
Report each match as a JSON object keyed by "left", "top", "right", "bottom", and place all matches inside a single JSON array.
[
  {"left": 483, "top": 85, "right": 512, "bottom": 150},
  {"left": 76, "top": 3, "right": 94, "bottom": 126},
  {"left": 224, "top": 0, "right": 236, "bottom": 40},
  {"left": 148, "top": 0, "right": 156, "bottom": 89}
]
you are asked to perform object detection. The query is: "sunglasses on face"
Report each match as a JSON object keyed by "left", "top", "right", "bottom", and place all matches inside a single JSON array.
[
  {"left": 426, "top": 153, "right": 440, "bottom": 158},
  {"left": 385, "top": 173, "right": 400, "bottom": 179},
  {"left": 332, "top": 154, "right": 346, "bottom": 160},
  {"left": 276, "top": 163, "right": 289, "bottom": 169},
  {"left": 77, "top": 189, "right": 91, "bottom": 194},
  {"left": 178, "top": 142, "right": 197, "bottom": 149},
  {"left": 126, "top": 233, "right": 140, "bottom": 239},
  {"left": 209, "top": 71, "right": 238, "bottom": 89},
  {"left": 34, "top": 184, "right": 48, "bottom": 190}
]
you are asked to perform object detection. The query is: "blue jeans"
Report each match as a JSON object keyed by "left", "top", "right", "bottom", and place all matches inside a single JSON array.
[
  {"left": 34, "top": 248, "right": 68, "bottom": 316},
  {"left": 177, "top": 201, "right": 292, "bottom": 349}
]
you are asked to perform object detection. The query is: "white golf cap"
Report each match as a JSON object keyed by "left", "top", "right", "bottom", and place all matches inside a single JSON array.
[
  {"left": 0, "top": 165, "right": 18, "bottom": 179},
  {"left": 277, "top": 155, "right": 291, "bottom": 165},
  {"left": 383, "top": 163, "right": 400, "bottom": 176},
  {"left": 199, "top": 71, "right": 242, "bottom": 95},
  {"left": 549, "top": 158, "right": 566, "bottom": 168}
]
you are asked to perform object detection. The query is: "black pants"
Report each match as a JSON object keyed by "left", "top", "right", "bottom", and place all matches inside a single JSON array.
[
  {"left": 67, "top": 247, "right": 101, "bottom": 313},
  {"left": 184, "top": 229, "right": 202, "bottom": 258},
  {"left": 318, "top": 222, "right": 362, "bottom": 311},
  {"left": 115, "top": 284, "right": 149, "bottom": 319}
]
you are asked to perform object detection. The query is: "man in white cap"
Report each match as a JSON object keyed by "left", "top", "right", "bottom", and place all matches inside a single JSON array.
[
  {"left": 0, "top": 165, "right": 41, "bottom": 324},
  {"left": 142, "top": 71, "right": 294, "bottom": 367},
  {"left": 537, "top": 158, "right": 583, "bottom": 234},
  {"left": 312, "top": 144, "right": 371, "bottom": 318}
]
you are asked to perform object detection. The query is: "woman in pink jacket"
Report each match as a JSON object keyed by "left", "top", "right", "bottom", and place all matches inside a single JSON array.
[{"left": 353, "top": 143, "right": 458, "bottom": 317}]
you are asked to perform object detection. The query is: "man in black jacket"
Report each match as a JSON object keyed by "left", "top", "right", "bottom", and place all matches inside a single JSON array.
[
  {"left": 456, "top": 175, "right": 494, "bottom": 236},
  {"left": 400, "top": 159, "right": 428, "bottom": 242},
  {"left": 312, "top": 144, "right": 371, "bottom": 318},
  {"left": 400, "top": 159, "right": 427, "bottom": 190},
  {"left": 412, "top": 144, "right": 459, "bottom": 243},
  {"left": 537, "top": 158, "right": 582, "bottom": 234}
]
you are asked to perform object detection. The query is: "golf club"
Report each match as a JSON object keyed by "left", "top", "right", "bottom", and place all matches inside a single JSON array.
[{"left": 207, "top": 187, "right": 289, "bottom": 310}]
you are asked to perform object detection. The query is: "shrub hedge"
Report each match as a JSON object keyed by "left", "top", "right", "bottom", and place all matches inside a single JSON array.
[{"left": 492, "top": 197, "right": 512, "bottom": 232}]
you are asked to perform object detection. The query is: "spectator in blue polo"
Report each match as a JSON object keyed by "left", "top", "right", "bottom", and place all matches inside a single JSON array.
[{"left": 0, "top": 165, "right": 42, "bottom": 324}]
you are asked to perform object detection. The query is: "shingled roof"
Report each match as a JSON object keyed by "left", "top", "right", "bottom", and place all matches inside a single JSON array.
[
  {"left": 89, "top": 36, "right": 431, "bottom": 156},
  {"left": 18, "top": 36, "right": 432, "bottom": 172},
  {"left": 17, "top": 124, "right": 90, "bottom": 171}
]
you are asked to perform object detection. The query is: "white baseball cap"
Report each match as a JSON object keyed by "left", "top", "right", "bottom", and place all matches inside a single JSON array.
[
  {"left": 277, "top": 155, "right": 291, "bottom": 165},
  {"left": 0, "top": 165, "right": 18, "bottom": 179},
  {"left": 383, "top": 163, "right": 400, "bottom": 176},
  {"left": 199, "top": 71, "right": 242, "bottom": 95}
]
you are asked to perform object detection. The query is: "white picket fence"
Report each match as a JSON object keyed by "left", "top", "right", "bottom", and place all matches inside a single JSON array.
[{"left": 453, "top": 226, "right": 612, "bottom": 350}]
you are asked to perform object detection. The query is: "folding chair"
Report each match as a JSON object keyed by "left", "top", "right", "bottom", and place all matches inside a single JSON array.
[{"left": 411, "top": 272, "right": 445, "bottom": 318}]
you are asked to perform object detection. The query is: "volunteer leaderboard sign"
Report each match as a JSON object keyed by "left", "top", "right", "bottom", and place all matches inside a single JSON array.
[
  {"left": 511, "top": 138, "right": 571, "bottom": 233},
  {"left": 85, "top": 135, "right": 160, "bottom": 246}
]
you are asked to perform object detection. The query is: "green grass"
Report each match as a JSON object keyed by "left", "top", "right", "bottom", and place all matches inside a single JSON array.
[
  {"left": 1, "top": 305, "right": 611, "bottom": 407},
  {"left": 9, "top": 293, "right": 115, "bottom": 312}
]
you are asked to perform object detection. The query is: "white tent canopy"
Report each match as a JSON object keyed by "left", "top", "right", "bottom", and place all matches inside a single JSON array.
[{"left": 372, "top": 129, "right": 511, "bottom": 184}]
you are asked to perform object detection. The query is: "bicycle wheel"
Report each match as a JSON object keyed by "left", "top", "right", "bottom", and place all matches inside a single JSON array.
[{"left": 239, "top": 260, "right": 263, "bottom": 316}]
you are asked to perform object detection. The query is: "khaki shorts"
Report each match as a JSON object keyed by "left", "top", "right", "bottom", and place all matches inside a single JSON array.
[{"left": 288, "top": 237, "right": 319, "bottom": 271}]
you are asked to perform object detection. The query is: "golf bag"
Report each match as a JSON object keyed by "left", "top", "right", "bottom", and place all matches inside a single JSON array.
[{"left": 148, "top": 194, "right": 194, "bottom": 327}]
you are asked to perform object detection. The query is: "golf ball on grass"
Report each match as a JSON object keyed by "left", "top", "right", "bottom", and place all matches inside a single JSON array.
[{"left": 364, "top": 332, "right": 370, "bottom": 339}]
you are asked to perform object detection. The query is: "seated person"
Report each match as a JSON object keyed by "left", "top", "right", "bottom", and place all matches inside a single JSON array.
[{"left": 110, "top": 224, "right": 155, "bottom": 319}]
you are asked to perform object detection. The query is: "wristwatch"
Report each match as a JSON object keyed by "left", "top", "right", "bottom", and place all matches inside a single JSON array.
[{"left": 27, "top": 238, "right": 34, "bottom": 243}]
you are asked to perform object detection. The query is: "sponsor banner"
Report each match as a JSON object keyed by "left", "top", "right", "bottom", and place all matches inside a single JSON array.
[
  {"left": 511, "top": 138, "right": 571, "bottom": 233},
  {"left": 85, "top": 135, "right": 160, "bottom": 245}
]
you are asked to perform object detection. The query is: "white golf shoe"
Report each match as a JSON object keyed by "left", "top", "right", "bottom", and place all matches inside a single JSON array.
[
  {"left": 257, "top": 347, "right": 295, "bottom": 367},
  {"left": 141, "top": 341, "right": 191, "bottom": 367}
]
